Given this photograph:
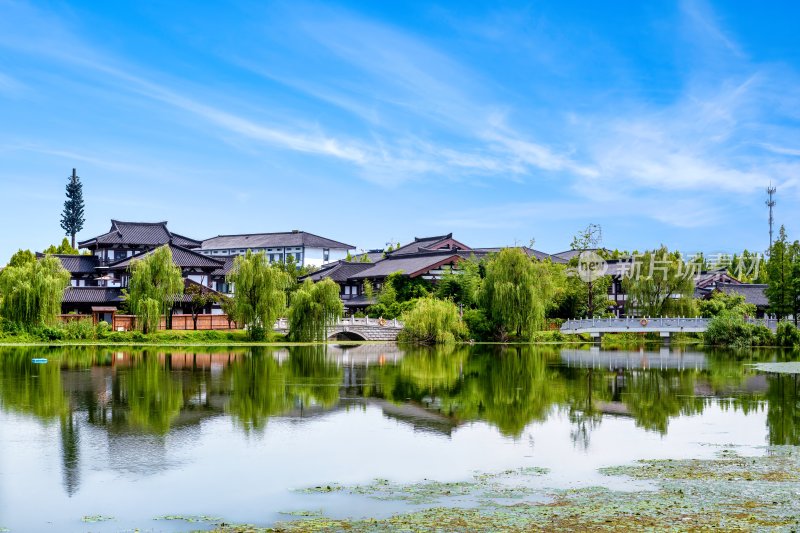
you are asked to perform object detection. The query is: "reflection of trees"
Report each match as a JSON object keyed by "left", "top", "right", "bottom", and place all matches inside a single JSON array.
[
  {"left": 0, "top": 347, "right": 68, "bottom": 419},
  {"left": 122, "top": 352, "right": 183, "bottom": 434},
  {"left": 766, "top": 374, "right": 800, "bottom": 445},
  {"left": 4, "top": 344, "right": 800, "bottom": 457},
  {"left": 60, "top": 411, "right": 80, "bottom": 496},
  {"left": 457, "top": 347, "right": 565, "bottom": 437},
  {"left": 285, "top": 346, "right": 343, "bottom": 410},
  {"left": 562, "top": 368, "right": 606, "bottom": 450},
  {"left": 365, "top": 345, "right": 565, "bottom": 438},
  {"left": 621, "top": 370, "right": 702, "bottom": 434},
  {"left": 226, "top": 346, "right": 343, "bottom": 433}
]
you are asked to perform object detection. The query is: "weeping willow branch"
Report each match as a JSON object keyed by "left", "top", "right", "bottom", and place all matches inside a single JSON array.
[
  {"left": 125, "top": 246, "right": 184, "bottom": 334},
  {"left": 288, "top": 278, "right": 343, "bottom": 342},
  {"left": 0, "top": 254, "right": 70, "bottom": 327},
  {"left": 398, "top": 297, "right": 468, "bottom": 344},
  {"left": 227, "top": 250, "right": 292, "bottom": 340},
  {"left": 480, "top": 248, "right": 557, "bottom": 340}
]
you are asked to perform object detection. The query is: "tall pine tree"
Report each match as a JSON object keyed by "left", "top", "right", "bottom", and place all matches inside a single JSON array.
[{"left": 60, "top": 168, "right": 85, "bottom": 249}]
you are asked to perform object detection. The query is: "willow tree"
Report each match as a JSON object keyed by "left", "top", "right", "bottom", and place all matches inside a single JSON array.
[
  {"left": 398, "top": 297, "right": 467, "bottom": 344},
  {"left": 125, "top": 246, "right": 184, "bottom": 334},
  {"left": 288, "top": 278, "right": 343, "bottom": 342},
  {"left": 622, "top": 247, "right": 696, "bottom": 317},
  {"left": 0, "top": 255, "right": 70, "bottom": 327},
  {"left": 227, "top": 250, "right": 291, "bottom": 340},
  {"left": 479, "top": 248, "right": 557, "bottom": 340}
]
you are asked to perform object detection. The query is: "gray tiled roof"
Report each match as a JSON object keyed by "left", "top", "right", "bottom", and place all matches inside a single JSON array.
[
  {"left": 79, "top": 220, "right": 200, "bottom": 248},
  {"left": 389, "top": 234, "right": 470, "bottom": 256},
  {"left": 62, "top": 287, "right": 123, "bottom": 304},
  {"left": 108, "top": 244, "right": 223, "bottom": 271},
  {"left": 51, "top": 254, "right": 99, "bottom": 274},
  {"left": 716, "top": 282, "right": 769, "bottom": 307},
  {"left": 305, "top": 261, "right": 374, "bottom": 283},
  {"left": 349, "top": 252, "right": 462, "bottom": 279},
  {"left": 210, "top": 256, "right": 237, "bottom": 277},
  {"left": 201, "top": 231, "right": 353, "bottom": 250}
]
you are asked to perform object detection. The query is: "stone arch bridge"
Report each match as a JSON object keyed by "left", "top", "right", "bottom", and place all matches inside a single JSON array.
[{"left": 274, "top": 317, "right": 404, "bottom": 341}]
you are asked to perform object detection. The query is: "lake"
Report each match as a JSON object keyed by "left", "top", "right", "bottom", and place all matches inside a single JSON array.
[{"left": 0, "top": 344, "right": 798, "bottom": 531}]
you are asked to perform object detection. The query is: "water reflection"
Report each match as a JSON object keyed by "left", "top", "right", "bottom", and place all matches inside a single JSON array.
[{"left": 1, "top": 344, "right": 799, "bottom": 497}]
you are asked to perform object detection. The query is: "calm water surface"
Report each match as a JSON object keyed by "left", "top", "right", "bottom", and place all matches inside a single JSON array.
[{"left": 0, "top": 344, "right": 798, "bottom": 531}]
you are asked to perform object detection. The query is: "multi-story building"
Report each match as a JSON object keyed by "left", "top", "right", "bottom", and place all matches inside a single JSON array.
[{"left": 199, "top": 230, "right": 354, "bottom": 268}]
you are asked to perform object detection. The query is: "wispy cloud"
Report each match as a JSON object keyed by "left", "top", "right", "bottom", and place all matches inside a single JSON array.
[{"left": 0, "top": 71, "right": 24, "bottom": 95}]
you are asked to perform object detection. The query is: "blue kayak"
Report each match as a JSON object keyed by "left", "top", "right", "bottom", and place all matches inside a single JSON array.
[{"left": 31, "top": 358, "right": 48, "bottom": 364}]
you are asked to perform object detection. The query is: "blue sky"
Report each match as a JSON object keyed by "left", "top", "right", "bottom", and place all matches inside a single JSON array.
[{"left": 1, "top": 0, "right": 799, "bottom": 263}]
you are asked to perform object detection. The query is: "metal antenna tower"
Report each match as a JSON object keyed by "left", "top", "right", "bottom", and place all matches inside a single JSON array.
[{"left": 766, "top": 184, "right": 776, "bottom": 251}]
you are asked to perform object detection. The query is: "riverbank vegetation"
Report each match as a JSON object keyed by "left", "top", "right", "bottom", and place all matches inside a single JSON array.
[{"left": 6, "top": 223, "right": 800, "bottom": 346}]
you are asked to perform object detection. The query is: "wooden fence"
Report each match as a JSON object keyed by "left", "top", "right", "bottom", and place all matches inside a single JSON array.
[{"left": 59, "top": 314, "right": 238, "bottom": 331}]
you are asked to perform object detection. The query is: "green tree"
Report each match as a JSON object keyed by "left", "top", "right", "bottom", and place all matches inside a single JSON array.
[
  {"left": 697, "top": 291, "right": 756, "bottom": 318},
  {"left": 0, "top": 255, "right": 70, "bottom": 327},
  {"left": 184, "top": 283, "right": 218, "bottom": 330},
  {"left": 227, "top": 250, "right": 291, "bottom": 340},
  {"left": 622, "top": 247, "right": 696, "bottom": 317},
  {"left": 60, "top": 168, "right": 85, "bottom": 249},
  {"left": 219, "top": 295, "right": 236, "bottom": 329},
  {"left": 288, "top": 278, "right": 343, "bottom": 341},
  {"left": 398, "top": 297, "right": 468, "bottom": 344},
  {"left": 569, "top": 224, "right": 606, "bottom": 316},
  {"left": 125, "top": 246, "right": 184, "bottom": 334},
  {"left": 435, "top": 257, "right": 481, "bottom": 309},
  {"left": 6, "top": 249, "right": 36, "bottom": 268},
  {"left": 367, "top": 272, "right": 431, "bottom": 319},
  {"left": 480, "top": 248, "right": 557, "bottom": 340},
  {"left": 765, "top": 226, "right": 797, "bottom": 320},
  {"left": 43, "top": 238, "right": 80, "bottom": 255}
]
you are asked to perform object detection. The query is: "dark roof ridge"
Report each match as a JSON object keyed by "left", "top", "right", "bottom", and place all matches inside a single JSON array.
[
  {"left": 110, "top": 219, "right": 169, "bottom": 226},
  {"left": 413, "top": 233, "right": 452, "bottom": 242},
  {"left": 205, "top": 229, "right": 322, "bottom": 238},
  {"left": 107, "top": 243, "right": 224, "bottom": 268},
  {"left": 382, "top": 249, "right": 464, "bottom": 259}
]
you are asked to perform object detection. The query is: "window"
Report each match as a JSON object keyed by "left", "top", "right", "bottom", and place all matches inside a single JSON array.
[
  {"left": 323, "top": 248, "right": 330, "bottom": 261},
  {"left": 113, "top": 249, "right": 127, "bottom": 261}
]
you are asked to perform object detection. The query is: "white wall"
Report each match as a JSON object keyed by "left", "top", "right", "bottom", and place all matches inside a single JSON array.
[{"left": 304, "top": 247, "right": 353, "bottom": 267}]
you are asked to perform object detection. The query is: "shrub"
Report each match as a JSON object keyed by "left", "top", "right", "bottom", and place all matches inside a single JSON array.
[
  {"left": 705, "top": 312, "right": 776, "bottom": 347},
  {"left": 398, "top": 298, "right": 468, "bottom": 344},
  {"left": 776, "top": 322, "right": 800, "bottom": 347},
  {"left": 96, "top": 321, "right": 111, "bottom": 339},
  {"left": 462, "top": 308, "right": 493, "bottom": 341},
  {"left": 62, "top": 318, "right": 96, "bottom": 340}
]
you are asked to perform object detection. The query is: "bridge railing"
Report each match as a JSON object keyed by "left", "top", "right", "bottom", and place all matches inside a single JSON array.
[
  {"left": 561, "top": 317, "right": 781, "bottom": 332},
  {"left": 335, "top": 316, "right": 404, "bottom": 328},
  {"left": 561, "top": 317, "right": 709, "bottom": 331},
  {"left": 272, "top": 317, "right": 405, "bottom": 330}
]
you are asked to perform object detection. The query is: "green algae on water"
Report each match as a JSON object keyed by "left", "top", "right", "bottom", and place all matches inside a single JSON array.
[
  {"left": 81, "top": 515, "right": 114, "bottom": 523},
  {"left": 752, "top": 361, "right": 800, "bottom": 374}
]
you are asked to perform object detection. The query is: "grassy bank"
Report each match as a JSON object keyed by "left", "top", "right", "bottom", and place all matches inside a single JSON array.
[{"left": 0, "top": 327, "right": 292, "bottom": 346}]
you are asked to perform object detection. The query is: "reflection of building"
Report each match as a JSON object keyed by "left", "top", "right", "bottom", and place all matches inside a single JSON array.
[{"left": 560, "top": 348, "right": 709, "bottom": 370}]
